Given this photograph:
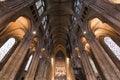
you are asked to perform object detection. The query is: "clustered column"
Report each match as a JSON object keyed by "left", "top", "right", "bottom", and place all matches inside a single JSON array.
[{"left": 0, "top": 30, "right": 34, "bottom": 80}]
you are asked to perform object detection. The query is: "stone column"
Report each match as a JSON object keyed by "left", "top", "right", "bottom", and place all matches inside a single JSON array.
[
  {"left": 16, "top": 49, "right": 33, "bottom": 80},
  {"left": 84, "top": 30, "right": 120, "bottom": 80},
  {"left": 0, "top": 30, "right": 34, "bottom": 80},
  {"left": 42, "top": 60, "right": 49, "bottom": 80},
  {"left": 24, "top": 39, "right": 44, "bottom": 80},
  {"left": 35, "top": 58, "right": 48, "bottom": 80},
  {"left": 76, "top": 40, "right": 97, "bottom": 80}
]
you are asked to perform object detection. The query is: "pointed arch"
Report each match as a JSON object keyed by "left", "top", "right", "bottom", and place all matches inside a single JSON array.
[{"left": 54, "top": 44, "right": 66, "bottom": 57}]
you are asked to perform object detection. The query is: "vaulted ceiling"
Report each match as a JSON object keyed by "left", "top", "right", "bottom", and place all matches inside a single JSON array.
[{"left": 45, "top": 0, "right": 75, "bottom": 54}]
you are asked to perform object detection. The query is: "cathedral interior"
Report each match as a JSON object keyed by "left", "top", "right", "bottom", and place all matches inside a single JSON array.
[{"left": 0, "top": 0, "right": 120, "bottom": 80}]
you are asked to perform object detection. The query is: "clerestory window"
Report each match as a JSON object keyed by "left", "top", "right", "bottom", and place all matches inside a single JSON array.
[
  {"left": 25, "top": 55, "right": 33, "bottom": 71},
  {"left": 36, "top": 0, "right": 45, "bottom": 16},
  {"left": 88, "top": 56, "right": 98, "bottom": 74},
  {"left": 104, "top": 37, "right": 120, "bottom": 60},
  {"left": 74, "top": 0, "right": 82, "bottom": 15},
  {"left": 0, "top": 38, "right": 15, "bottom": 61},
  {"left": 42, "top": 16, "right": 47, "bottom": 30}
]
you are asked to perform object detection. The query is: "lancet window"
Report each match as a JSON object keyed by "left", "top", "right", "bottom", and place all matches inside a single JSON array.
[
  {"left": 25, "top": 55, "right": 33, "bottom": 71},
  {"left": 104, "top": 37, "right": 120, "bottom": 60},
  {"left": 0, "top": 38, "right": 15, "bottom": 61}
]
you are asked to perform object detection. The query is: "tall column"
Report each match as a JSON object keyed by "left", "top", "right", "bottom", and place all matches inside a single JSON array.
[
  {"left": 90, "top": 50, "right": 106, "bottom": 80},
  {"left": 16, "top": 50, "right": 33, "bottom": 80},
  {"left": 35, "top": 58, "right": 49, "bottom": 80},
  {"left": 84, "top": 30, "right": 120, "bottom": 80},
  {"left": 66, "top": 57, "right": 71, "bottom": 80},
  {"left": 76, "top": 40, "right": 97, "bottom": 80},
  {"left": 24, "top": 39, "right": 43, "bottom": 80},
  {"left": 0, "top": 30, "right": 34, "bottom": 80},
  {"left": 42, "top": 60, "right": 49, "bottom": 80},
  {"left": 69, "top": 61, "right": 76, "bottom": 80}
]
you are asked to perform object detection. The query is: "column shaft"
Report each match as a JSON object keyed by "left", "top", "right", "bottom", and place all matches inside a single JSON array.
[
  {"left": 0, "top": 31, "right": 34, "bottom": 80},
  {"left": 85, "top": 33, "right": 120, "bottom": 80},
  {"left": 77, "top": 40, "right": 97, "bottom": 80},
  {"left": 25, "top": 40, "right": 43, "bottom": 80}
]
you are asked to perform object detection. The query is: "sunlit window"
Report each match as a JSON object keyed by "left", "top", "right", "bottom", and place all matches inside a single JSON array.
[
  {"left": 36, "top": 0, "right": 42, "bottom": 9},
  {"left": 42, "top": 16, "right": 47, "bottom": 30},
  {"left": 72, "top": 16, "right": 77, "bottom": 27},
  {"left": 89, "top": 57, "right": 98, "bottom": 74},
  {"left": 43, "top": 21, "right": 47, "bottom": 29},
  {"left": 75, "top": 7, "right": 80, "bottom": 14},
  {"left": 36, "top": 0, "right": 45, "bottom": 16},
  {"left": 104, "top": 37, "right": 120, "bottom": 60},
  {"left": 0, "top": 38, "right": 15, "bottom": 61},
  {"left": 42, "top": 17, "right": 46, "bottom": 24},
  {"left": 38, "top": 7, "right": 44, "bottom": 16},
  {"left": 25, "top": 55, "right": 33, "bottom": 71},
  {"left": 74, "top": 0, "right": 82, "bottom": 15}
]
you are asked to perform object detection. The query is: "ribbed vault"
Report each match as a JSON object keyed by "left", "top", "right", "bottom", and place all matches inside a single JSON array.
[{"left": 46, "top": 0, "right": 74, "bottom": 55}]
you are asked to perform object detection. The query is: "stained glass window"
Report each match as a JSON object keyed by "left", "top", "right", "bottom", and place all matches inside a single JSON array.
[
  {"left": 104, "top": 37, "right": 120, "bottom": 60},
  {"left": 0, "top": 38, "right": 15, "bottom": 61},
  {"left": 74, "top": 0, "right": 82, "bottom": 15},
  {"left": 36, "top": 0, "right": 45, "bottom": 16}
]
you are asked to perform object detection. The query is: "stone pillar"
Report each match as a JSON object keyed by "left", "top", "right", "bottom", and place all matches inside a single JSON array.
[
  {"left": 84, "top": 30, "right": 120, "bottom": 80},
  {"left": 66, "top": 57, "right": 71, "bottom": 80},
  {"left": 16, "top": 49, "right": 33, "bottom": 80},
  {"left": 42, "top": 60, "right": 49, "bottom": 80},
  {"left": 0, "top": 30, "right": 34, "bottom": 80},
  {"left": 69, "top": 62, "right": 76, "bottom": 80},
  {"left": 76, "top": 40, "right": 97, "bottom": 80},
  {"left": 35, "top": 58, "right": 48, "bottom": 80},
  {"left": 24, "top": 39, "right": 43, "bottom": 80}
]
